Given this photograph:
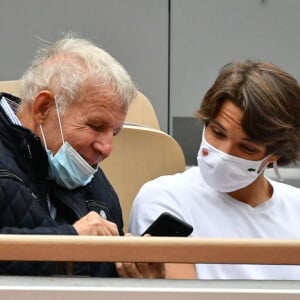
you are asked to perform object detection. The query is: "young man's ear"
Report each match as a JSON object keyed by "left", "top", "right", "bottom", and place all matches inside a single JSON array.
[
  {"left": 32, "top": 91, "right": 55, "bottom": 124},
  {"left": 259, "top": 154, "right": 280, "bottom": 172}
]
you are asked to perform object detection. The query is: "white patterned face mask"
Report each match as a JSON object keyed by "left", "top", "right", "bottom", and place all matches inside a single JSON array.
[{"left": 197, "top": 129, "right": 271, "bottom": 193}]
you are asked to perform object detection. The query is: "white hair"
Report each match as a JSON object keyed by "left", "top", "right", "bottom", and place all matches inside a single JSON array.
[{"left": 20, "top": 33, "right": 137, "bottom": 112}]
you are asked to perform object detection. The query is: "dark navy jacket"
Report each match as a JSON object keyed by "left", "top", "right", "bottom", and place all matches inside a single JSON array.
[{"left": 0, "top": 93, "right": 123, "bottom": 276}]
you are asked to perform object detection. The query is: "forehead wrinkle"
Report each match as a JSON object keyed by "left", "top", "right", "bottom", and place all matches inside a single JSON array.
[{"left": 215, "top": 106, "right": 242, "bottom": 129}]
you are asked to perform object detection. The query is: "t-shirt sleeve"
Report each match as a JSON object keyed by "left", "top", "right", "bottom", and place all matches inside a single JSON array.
[{"left": 128, "top": 177, "right": 182, "bottom": 235}]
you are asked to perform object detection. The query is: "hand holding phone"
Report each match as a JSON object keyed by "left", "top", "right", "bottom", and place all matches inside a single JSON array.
[{"left": 141, "top": 212, "right": 193, "bottom": 237}]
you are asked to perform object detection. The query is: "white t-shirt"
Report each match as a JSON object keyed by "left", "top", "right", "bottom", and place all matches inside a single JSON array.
[{"left": 129, "top": 166, "right": 300, "bottom": 279}]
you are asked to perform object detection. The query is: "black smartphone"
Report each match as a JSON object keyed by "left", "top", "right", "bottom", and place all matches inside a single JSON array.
[{"left": 141, "top": 212, "right": 193, "bottom": 237}]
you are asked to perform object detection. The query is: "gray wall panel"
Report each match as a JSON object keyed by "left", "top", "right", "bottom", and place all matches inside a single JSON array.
[
  {"left": 0, "top": 0, "right": 169, "bottom": 131},
  {"left": 170, "top": 0, "right": 300, "bottom": 125}
]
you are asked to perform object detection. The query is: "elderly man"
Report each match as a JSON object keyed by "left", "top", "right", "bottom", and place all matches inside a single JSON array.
[{"left": 0, "top": 34, "right": 164, "bottom": 278}]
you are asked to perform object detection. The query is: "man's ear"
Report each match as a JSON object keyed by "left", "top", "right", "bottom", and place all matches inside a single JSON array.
[
  {"left": 259, "top": 154, "right": 280, "bottom": 172},
  {"left": 32, "top": 91, "right": 55, "bottom": 124},
  {"left": 265, "top": 154, "right": 280, "bottom": 170}
]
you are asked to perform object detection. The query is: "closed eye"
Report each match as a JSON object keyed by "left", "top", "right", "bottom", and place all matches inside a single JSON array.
[
  {"left": 212, "top": 129, "right": 226, "bottom": 139},
  {"left": 88, "top": 124, "right": 104, "bottom": 132},
  {"left": 240, "top": 144, "right": 259, "bottom": 153}
]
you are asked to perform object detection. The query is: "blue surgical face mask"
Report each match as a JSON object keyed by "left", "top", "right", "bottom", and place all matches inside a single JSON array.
[{"left": 40, "top": 99, "right": 97, "bottom": 189}]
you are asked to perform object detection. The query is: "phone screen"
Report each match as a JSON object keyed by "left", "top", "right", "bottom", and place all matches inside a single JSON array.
[{"left": 141, "top": 212, "right": 193, "bottom": 237}]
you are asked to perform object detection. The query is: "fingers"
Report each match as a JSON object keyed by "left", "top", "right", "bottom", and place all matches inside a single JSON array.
[
  {"left": 115, "top": 262, "right": 143, "bottom": 278},
  {"left": 73, "top": 211, "right": 119, "bottom": 236},
  {"left": 138, "top": 262, "right": 164, "bottom": 278},
  {"left": 137, "top": 262, "right": 166, "bottom": 278},
  {"left": 115, "top": 233, "right": 166, "bottom": 278},
  {"left": 116, "top": 262, "right": 166, "bottom": 279},
  {"left": 87, "top": 211, "right": 119, "bottom": 236}
]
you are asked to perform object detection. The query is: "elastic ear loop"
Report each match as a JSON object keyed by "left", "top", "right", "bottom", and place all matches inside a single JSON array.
[
  {"left": 273, "top": 160, "right": 283, "bottom": 182},
  {"left": 39, "top": 125, "right": 48, "bottom": 150},
  {"left": 39, "top": 98, "right": 65, "bottom": 150},
  {"left": 54, "top": 99, "right": 65, "bottom": 144}
]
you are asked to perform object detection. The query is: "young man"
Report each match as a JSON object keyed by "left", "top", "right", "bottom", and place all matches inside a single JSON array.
[{"left": 129, "top": 60, "right": 300, "bottom": 279}]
